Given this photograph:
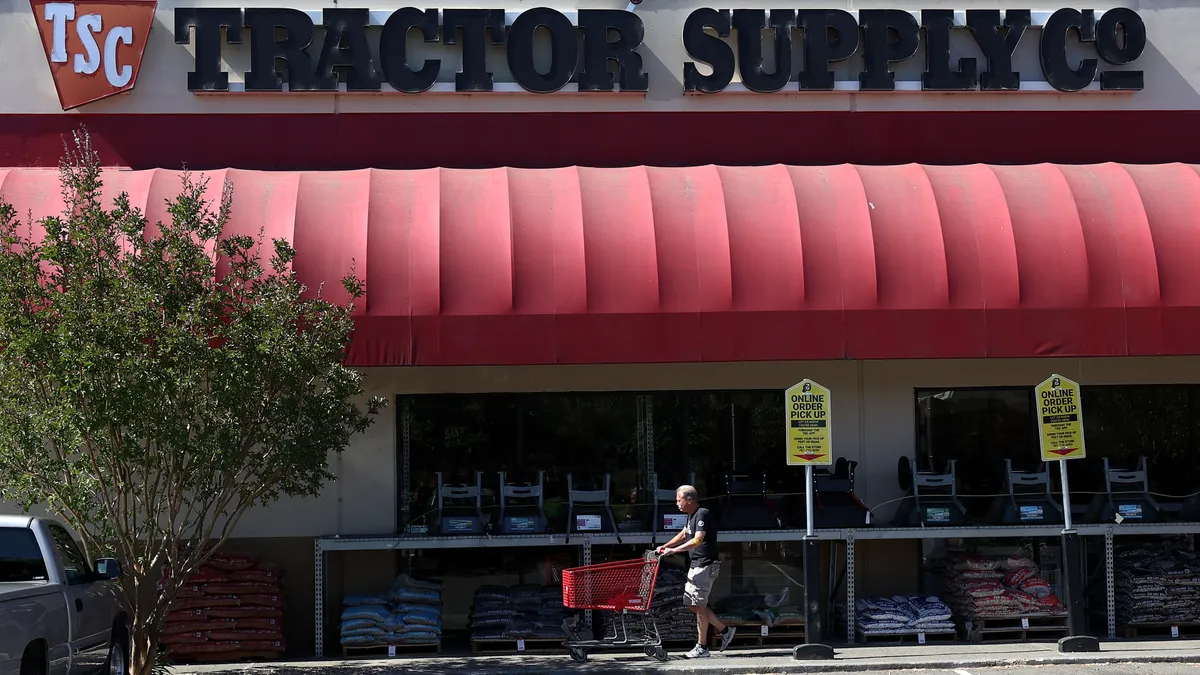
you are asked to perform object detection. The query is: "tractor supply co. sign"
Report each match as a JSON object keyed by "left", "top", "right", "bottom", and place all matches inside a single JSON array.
[{"left": 32, "top": 3, "right": 1149, "bottom": 109}]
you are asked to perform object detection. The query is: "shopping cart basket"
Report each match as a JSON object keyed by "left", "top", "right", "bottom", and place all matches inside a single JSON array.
[{"left": 560, "top": 550, "right": 668, "bottom": 663}]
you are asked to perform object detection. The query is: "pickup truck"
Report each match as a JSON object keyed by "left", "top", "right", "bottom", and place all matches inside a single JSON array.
[{"left": 0, "top": 516, "right": 128, "bottom": 675}]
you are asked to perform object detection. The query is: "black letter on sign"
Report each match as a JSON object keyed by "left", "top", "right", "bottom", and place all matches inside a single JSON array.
[
  {"left": 967, "top": 10, "right": 1029, "bottom": 91},
  {"left": 921, "top": 10, "right": 975, "bottom": 90},
  {"left": 1040, "top": 8, "right": 1097, "bottom": 92},
  {"left": 317, "top": 9, "right": 380, "bottom": 91},
  {"left": 858, "top": 9, "right": 920, "bottom": 90},
  {"left": 244, "top": 8, "right": 320, "bottom": 91},
  {"left": 380, "top": 8, "right": 441, "bottom": 93},
  {"left": 175, "top": 8, "right": 243, "bottom": 91},
  {"left": 507, "top": 8, "right": 578, "bottom": 93},
  {"left": 1096, "top": 8, "right": 1146, "bottom": 90},
  {"left": 732, "top": 9, "right": 795, "bottom": 93},
  {"left": 443, "top": 9, "right": 505, "bottom": 92},
  {"left": 578, "top": 10, "right": 649, "bottom": 92},
  {"left": 797, "top": 10, "right": 859, "bottom": 90},
  {"left": 683, "top": 8, "right": 734, "bottom": 93}
]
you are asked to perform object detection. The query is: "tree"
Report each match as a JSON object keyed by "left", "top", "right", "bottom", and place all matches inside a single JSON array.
[{"left": 0, "top": 129, "right": 385, "bottom": 675}]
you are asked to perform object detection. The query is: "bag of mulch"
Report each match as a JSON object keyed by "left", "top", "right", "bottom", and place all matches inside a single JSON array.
[
  {"left": 963, "top": 581, "right": 1005, "bottom": 598},
  {"left": 1019, "top": 577, "right": 1053, "bottom": 598},
  {"left": 475, "top": 585, "right": 509, "bottom": 600},
  {"left": 957, "top": 569, "right": 1005, "bottom": 581},
  {"left": 1004, "top": 567, "right": 1038, "bottom": 587},
  {"left": 340, "top": 618, "right": 383, "bottom": 633},
  {"left": 953, "top": 555, "right": 1002, "bottom": 571},
  {"left": 341, "top": 605, "right": 391, "bottom": 623},
  {"left": 341, "top": 634, "right": 384, "bottom": 647},
  {"left": 1004, "top": 556, "right": 1037, "bottom": 571},
  {"left": 160, "top": 632, "right": 208, "bottom": 645},
  {"left": 398, "top": 606, "right": 441, "bottom": 627},
  {"left": 207, "top": 553, "right": 258, "bottom": 572},
  {"left": 389, "top": 586, "right": 441, "bottom": 606}
]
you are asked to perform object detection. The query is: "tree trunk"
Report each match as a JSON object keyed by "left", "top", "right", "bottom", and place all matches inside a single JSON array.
[{"left": 130, "top": 627, "right": 158, "bottom": 675}]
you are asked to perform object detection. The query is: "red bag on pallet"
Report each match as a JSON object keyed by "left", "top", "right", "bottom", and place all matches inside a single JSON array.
[
  {"left": 172, "top": 596, "right": 241, "bottom": 610},
  {"left": 235, "top": 618, "right": 282, "bottom": 631},
  {"left": 205, "top": 629, "right": 284, "bottom": 641},
  {"left": 170, "top": 641, "right": 244, "bottom": 654},
  {"left": 232, "top": 564, "right": 284, "bottom": 583},
  {"left": 208, "top": 606, "right": 283, "bottom": 620},
  {"left": 205, "top": 582, "right": 280, "bottom": 595},
  {"left": 165, "top": 609, "right": 208, "bottom": 622},
  {"left": 163, "top": 620, "right": 235, "bottom": 635},
  {"left": 207, "top": 553, "right": 258, "bottom": 572},
  {"left": 239, "top": 594, "right": 284, "bottom": 609},
  {"left": 240, "top": 639, "right": 286, "bottom": 652},
  {"left": 160, "top": 632, "right": 208, "bottom": 645}
]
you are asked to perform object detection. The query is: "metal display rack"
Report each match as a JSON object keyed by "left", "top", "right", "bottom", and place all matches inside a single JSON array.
[
  {"left": 312, "top": 521, "right": 1200, "bottom": 655},
  {"left": 316, "top": 401, "right": 1200, "bottom": 657}
]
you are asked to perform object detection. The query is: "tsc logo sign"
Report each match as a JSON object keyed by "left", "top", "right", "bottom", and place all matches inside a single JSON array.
[{"left": 30, "top": 0, "right": 156, "bottom": 110}]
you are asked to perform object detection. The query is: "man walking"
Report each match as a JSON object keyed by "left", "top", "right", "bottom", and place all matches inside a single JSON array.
[{"left": 656, "top": 485, "right": 736, "bottom": 658}]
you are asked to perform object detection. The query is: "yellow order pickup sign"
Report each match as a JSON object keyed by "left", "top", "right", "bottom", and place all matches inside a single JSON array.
[
  {"left": 785, "top": 379, "right": 832, "bottom": 466},
  {"left": 1036, "top": 373, "right": 1086, "bottom": 461}
]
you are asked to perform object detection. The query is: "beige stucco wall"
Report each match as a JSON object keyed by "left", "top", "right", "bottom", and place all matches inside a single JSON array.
[{"left": 0, "top": 0, "right": 1195, "bottom": 114}]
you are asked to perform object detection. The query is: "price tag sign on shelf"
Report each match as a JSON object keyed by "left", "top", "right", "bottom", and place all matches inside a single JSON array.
[
  {"left": 387, "top": 645, "right": 396, "bottom": 657},
  {"left": 1021, "top": 617, "right": 1030, "bottom": 629},
  {"left": 918, "top": 632, "right": 926, "bottom": 645},
  {"left": 760, "top": 625, "right": 769, "bottom": 636},
  {"left": 517, "top": 639, "right": 526, "bottom": 652},
  {"left": 1172, "top": 625, "right": 1180, "bottom": 638}
]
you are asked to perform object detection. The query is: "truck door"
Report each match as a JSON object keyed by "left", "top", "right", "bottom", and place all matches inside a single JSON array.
[{"left": 46, "top": 524, "right": 110, "bottom": 674}]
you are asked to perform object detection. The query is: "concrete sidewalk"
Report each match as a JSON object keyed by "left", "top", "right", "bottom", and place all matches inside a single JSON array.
[{"left": 173, "top": 639, "right": 1200, "bottom": 674}]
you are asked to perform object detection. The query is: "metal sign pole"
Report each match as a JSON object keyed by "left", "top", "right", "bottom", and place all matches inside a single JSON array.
[
  {"left": 1057, "top": 458, "right": 1096, "bottom": 652},
  {"left": 795, "top": 449, "right": 834, "bottom": 660}
]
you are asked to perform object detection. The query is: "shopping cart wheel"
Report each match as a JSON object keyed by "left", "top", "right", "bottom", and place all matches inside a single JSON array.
[
  {"left": 569, "top": 647, "right": 588, "bottom": 663},
  {"left": 652, "top": 646, "right": 669, "bottom": 661}
]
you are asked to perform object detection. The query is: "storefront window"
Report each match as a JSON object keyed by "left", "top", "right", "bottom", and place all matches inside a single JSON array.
[
  {"left": 404, "top": 393, "right": 640, "bottom": 529},
  {"left": 1080, "top": 385, "right": 1200, "bottom": 498},
  {"left": 914, "top": 388, "right": 1036, "bottom": 516}
]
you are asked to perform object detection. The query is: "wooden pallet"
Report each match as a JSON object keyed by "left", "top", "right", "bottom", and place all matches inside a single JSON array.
[
  {"left": 342, "top": 643, "right": 442, "bottom": 658},
  {"left": 1120, "top": 622, "right": 1200, "bottom": 639},
  {"left": 164, "top": 650, "right": 281, "bottom": 665},
  {"left": 470, "top": 638, "right": 564, "bottom": 654},
  {"left": 965, "top": 614, "right": 1069, "bottom": 642},
  {"left": 856, "top": 630, "right": 957, "bottom": 645}
]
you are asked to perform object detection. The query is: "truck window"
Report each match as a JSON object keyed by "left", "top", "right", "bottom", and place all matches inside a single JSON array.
[
  {"left": 47, "top": 524, "right": 90, "bottom": 585},
  {"left": 0, "top": 527, "right": 50, "bottom": 582}
]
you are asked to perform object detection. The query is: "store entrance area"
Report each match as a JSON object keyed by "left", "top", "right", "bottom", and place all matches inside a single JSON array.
[{"left": 228, "top": 357, "right": 1200, "bottom": 661}]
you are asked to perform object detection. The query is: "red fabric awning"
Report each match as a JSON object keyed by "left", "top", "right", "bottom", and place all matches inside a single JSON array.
[{"left": 2, "top": 163, "right": 1198, "bottom": 366}]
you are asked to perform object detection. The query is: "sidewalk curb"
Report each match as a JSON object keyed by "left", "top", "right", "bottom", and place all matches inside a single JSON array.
[
  {"left": 175, "top": 652, "right": 1200, "bottom": 675},
  {"left": 643, "top": 653, "right": 1200, "bottom": 674}
]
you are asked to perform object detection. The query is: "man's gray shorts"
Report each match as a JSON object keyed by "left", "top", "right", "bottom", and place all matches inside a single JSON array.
[{"left": 685, "top": 563, "right": 720, "bottom": 607}]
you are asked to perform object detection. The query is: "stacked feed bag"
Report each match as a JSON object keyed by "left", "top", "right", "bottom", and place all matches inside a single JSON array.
[
  {"left": 470, "top": 584, "right": 572, "bottom": 641},
  {"left": 855, "top": 595, "right": 956, "bottom": 636},
  {"left": 1115, "top": 544, "right": 1200, "bottom": 625},
  {"left": 944, "top": 554, "right": 1065, "bottom": 619},
  {"left": 599, "top": 565, "right": 693, "bottom": 641},
  {"left": 339, "top": 575, "right": 444, "bottom": 649},
  {"left": 161, "top": 552, "right": 286, "bottom": 659}
]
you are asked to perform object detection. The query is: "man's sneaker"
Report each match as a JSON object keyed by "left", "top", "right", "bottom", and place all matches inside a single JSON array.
[
  {"left": 684, "top": 645, "right": 711, "bottom": 659},
  {"left": 718, "top": 626, "right": 737, "bottom": 651}
]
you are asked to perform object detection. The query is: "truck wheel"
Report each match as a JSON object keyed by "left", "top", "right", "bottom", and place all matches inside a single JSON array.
[
  {"left": 19, "top": 643, "right": 46, "bottom": 675},
  {"left": 105, "top": 628, "right": 128, "bottom": 675}
]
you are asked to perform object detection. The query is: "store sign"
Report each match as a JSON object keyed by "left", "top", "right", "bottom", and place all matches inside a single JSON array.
[
  {"left": 785, "top": 379, "right": 832, "bottom": 466},
  {"left": 683, "top": 7, "right": 1145, "bottom": 93},
  {"left": 1036, "top": 374, "right": 1086, "bottom": 461},
  {"left": 31, "top": 0, "right": 157, "bottom": 110},
  {"left": 174, "top": 7, "right": 648, "bottom": 93},
  {"left": 171, "top": 6, "right": 1147, "bottom": 96}
]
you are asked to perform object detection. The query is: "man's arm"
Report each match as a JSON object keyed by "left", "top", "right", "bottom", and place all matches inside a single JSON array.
[
  {"left": 656, "top": 529, "right": 688, "bottom": 553},
  {"left": 667, "top": 530, "right": 705, "bottom": 555}
]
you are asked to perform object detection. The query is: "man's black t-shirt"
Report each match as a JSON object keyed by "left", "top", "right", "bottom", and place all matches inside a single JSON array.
[{"left": 685, "top": 507, "right": 717, "bottom": 567}]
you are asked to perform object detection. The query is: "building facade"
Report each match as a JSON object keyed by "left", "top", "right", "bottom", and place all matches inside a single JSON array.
[{"left": 4, "top": 0, "right": 1200, "bottom": 656}]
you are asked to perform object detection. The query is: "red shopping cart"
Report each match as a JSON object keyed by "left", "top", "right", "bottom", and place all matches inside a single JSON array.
[{"left": 560, "top": 550, "right": 668, "bottom": 663}]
